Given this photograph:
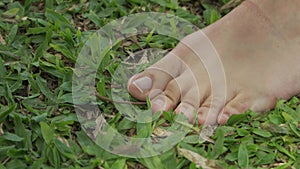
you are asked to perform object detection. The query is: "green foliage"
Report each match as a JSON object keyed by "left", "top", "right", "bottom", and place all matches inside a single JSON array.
[
  {"left": 202, "top": 4, "right": 222, "bottom": 25},
  {"left": 0, "top": 0, "right": 299, "bottom": 168}
]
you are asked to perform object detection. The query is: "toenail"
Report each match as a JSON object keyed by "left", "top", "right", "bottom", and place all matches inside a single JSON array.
[
  {"left": 133, "top": 76, "right": 152, "bottom": 93},
  {"left": 152, "top": 98, "right": 165, "bottom": 108},
  {"left": 178, "top": 106, "right": 192, "bottom": 115},
  {"left": 177, "top": 106, "right": 185, "bottom": 113},
  {"left": 218, "top": 113, "right": 229, "bottom": 124},
  {"left": 178, "top": 106, "right": 196, "bottom": 123}
]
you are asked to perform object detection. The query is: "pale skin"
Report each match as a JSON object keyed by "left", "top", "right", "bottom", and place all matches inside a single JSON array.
[{"left": 127, "top": 0, "right": 300, "bottom": 125}]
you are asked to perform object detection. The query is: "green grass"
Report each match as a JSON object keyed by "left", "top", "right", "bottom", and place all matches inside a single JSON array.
[{"left": 0, "top": 0, "right": 300, "bottom": 168}]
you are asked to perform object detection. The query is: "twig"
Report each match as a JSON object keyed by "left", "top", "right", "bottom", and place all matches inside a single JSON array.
[
  {"left": 220, "top": 0, "right": 243, "bottom": 10},
  {"left": 2, "top": 157, "right": 10, "bottom": 165},
  {"left": 95, "top": 92, "right": 146, "bottom": 105}
]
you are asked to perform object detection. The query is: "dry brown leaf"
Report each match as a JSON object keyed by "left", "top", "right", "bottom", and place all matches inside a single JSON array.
[
  {"left": 93, "top": 114, "right": 106, "bottom": 138},
  {"left": 152, "top": 127, "right": 173, "bottom": 137},
  {"left": 57, "top": 136, "right": 70, "bottom": 147},
  {"left": 0, "top": 33, "right": 6, "bottom": 45},
  {"left": 179, "top": 148, "right": 221, "bottom": 169},
  {"left": 151, "top": 127, "right": 174, "bottom": 143},
  {"left": 199, "top": 125, "right": 217, "bottom": 143},
  {"left": 0, "top": 123, "right": 3, "bottom": 135}
]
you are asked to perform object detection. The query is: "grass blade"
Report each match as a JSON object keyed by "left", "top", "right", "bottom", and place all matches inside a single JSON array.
[{"left": 238, "top": 142, "right": 249, "bottom": 168}]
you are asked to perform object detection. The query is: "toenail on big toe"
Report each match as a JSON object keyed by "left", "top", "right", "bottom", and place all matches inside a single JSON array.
[{"left": 132, "top": 76, "right": 152, "bottom": 93}]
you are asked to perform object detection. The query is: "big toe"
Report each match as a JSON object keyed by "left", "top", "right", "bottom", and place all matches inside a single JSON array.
[{"left": 127, "top": 52, "right": 182, "bottom": 100}]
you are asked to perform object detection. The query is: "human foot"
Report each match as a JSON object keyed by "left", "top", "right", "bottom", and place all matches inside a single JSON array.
[{"left": 127, "top": 0, "right": 300, "bottom": 125}]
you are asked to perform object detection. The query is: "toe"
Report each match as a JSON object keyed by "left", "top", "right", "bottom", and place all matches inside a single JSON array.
[
  {"left": 250, "top": 96, "right": 277, "bottom": 113},
  {"left": 197, "top": 96, "right": 226, "bottom": 125},
  {"left": 127, "top": 70, "right": 171, "bottom": 101},
  {"left": 127, "top": 52, "right": 182, "bottom": 100},
  {"left": 151, "top": 95, "right": 174, "bottom": 113},
  {"left": 175, "top": 103, "right": 197, "bottom": 124},
  {"left": 175, "top": 86, "right": 206, "bottom": 124},
  {"left": 150, "top": 78, "right": 181, "bottom": 113},
  {"left": 150, "top": 72, "right": 192, "bottom": 113},
  {"left": 217, "top": 94, "right": 277, "bottom": 125},
  {"left": 217, "top": 94, "right": 250, "bottom": 125}
]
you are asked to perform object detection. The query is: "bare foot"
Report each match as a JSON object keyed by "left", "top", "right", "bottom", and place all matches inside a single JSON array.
[{"left": 127, "top": 0, "right": 300, "bottom": 125}]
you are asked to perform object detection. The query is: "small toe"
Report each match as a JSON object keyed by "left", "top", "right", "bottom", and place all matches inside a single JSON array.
[
  {"left": 217, "top": 95, "right": 250, "bottom": 125},
  {"left": 151, "top": 95, "right": 174, "bottom": 113},
  {"left": 197, "top": 96, "right": 226, "bottom": 125},
  {"left": 174, "top": 85, "right": 206, "bottom": 124},
  {"left": 150, "top": 73, "right": 190, "bottom": 113},
  {"left": 217, "top": 94, "right": 277, "bottom": 125},
  {"left": 175, "top": 102, "right": 197, "bottom": 124}
]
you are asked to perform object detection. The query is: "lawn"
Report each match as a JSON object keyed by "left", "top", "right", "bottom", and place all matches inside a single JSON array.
[{"left": 0, "top": 0, "right": 300, "bottom": 168}]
